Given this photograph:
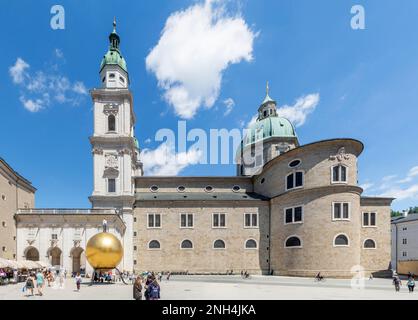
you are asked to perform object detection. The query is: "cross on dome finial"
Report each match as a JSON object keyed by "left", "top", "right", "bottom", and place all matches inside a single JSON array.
[
  {"left": 266, "top": 81, "right": 269, "bottom": 96},
  {"left": 113, "top": 17, "right": 117, "bottom": 32}
]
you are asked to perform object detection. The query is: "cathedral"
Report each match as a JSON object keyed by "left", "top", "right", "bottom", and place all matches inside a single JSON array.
[{"left": 2, "top": 22, "right": 394, "bottom": 278}]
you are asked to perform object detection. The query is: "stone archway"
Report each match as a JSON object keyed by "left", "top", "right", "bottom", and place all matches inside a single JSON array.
[
  {"left": 71, "top": 247, "right": 84, "bottom": 273},
  {"left": 48, "top": 247, "right": 62, "bottom": 267},
  {"left": 25, "top": 247, "right": 39, "bottom": 261}
]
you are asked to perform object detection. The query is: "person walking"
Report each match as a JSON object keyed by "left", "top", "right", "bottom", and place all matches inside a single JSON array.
[
  {"left": 166, "top": 271, "right": 171, "bottom": 281},
  {"left": 393, "top": 274, "right": 402, "bottom": 292},
  {"left": 133, "top": 276, "right": 143, "bottom": 300},
  {"left": 25, "top": 273, "right": 35, "bottom": 296},
  {"left": 407, "top": 277, "right": 415, "bottom": 293},
  {"left": 36, "top": 270, "right": 44, "bottom": 296},
  {"left": 75, "top": 272, "right": 82, "bottom": 291}
]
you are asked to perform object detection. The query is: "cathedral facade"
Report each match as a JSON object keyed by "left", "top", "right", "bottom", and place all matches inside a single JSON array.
[{"left": 12, "top": 23, "right": 393, "bottom": 278}]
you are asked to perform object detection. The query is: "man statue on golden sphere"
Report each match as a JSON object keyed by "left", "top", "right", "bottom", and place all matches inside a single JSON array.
[{"left": 85, "top": 222, "right": 123, "bottom": 270}]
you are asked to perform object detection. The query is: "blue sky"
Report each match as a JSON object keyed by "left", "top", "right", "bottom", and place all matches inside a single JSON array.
[{"left": 1, "top": 0, "right": 418, "bottom": 210}]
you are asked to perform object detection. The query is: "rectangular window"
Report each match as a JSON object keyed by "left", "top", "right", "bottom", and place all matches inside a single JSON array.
[
  {"left": 294, "top": 207, "right": 303, "bottom": 222},
  {"left": 213, "top": 213, "right": 226, "bottom": 228},
  {"left": 332, "top": 165, "right": 348, "bottom": 183},
  {"left": 363, "top": 212, "right": 376, "bottom": 226},
  {"left": 403, "top": 238, "right": 408, "bottom": 245},
  {"left": 287, "top": 174, "right": 294, "bottom": 190},
  {"left": 343, "top": 203, "right": 349, "bottom": 219},
  {"left": 295, "top": 172, "right": 303, "bottom": 187},
  {"left": 370, "top": 212, "right": 376, "bottom": 226},
  {"left": 180, "top": 214, "right": 193, "bottom": 228},
  {"left": 333, "top": 166, "right": 340, "bottom": 182},
  {"left": 363, "top": 212, "right": 369, "bottom": 226},
  {"left": 51, "top": 234, "right": 58, "bottom": 240},
  {"left": 341, "top": 166, "right": 347, "bottom": 181},
  {"left": 333, "top": 202, "right": 350, "bottom": 220},
  {"left": 108, "top": 179, "right": 116, "bottom": 193},
  {"left": 284, "top": 206, "right": 303, "bottom": 224},
  {"left": 244, "top": 213, "right": 258, "bottom": 228},
  {"left": 148, "top": 214, "right": 161, "bottom": 228}
]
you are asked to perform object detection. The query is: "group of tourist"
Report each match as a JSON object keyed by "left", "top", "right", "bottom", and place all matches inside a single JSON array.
[
  {"left": 23, "top": 270, "right": 45, "bottom": 296},
  {"left": 392, "top": 272, "right": 416, "bottom": 293},
  {"left": 133, "top": 271, "right": 162, "bottom": 300}
]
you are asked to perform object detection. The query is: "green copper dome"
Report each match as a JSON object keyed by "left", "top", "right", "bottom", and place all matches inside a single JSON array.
[
  {"left": 100, "top": 19, "right": 128, "bottom": 73},
  {"left": 244, "top": 116, "right": 297, "bottom": 147},
  {"left": 100, "top": 50, "right": 128, "bottom": 73}
]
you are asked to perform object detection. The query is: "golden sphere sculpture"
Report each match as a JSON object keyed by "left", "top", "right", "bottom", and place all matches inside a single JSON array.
[{"left": 86, "top": 232, "right": 123, "bottom": 270}]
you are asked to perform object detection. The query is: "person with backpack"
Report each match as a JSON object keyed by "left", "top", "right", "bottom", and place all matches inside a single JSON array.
[
  {"left": 393, "top": 274, "right": 402, "bottom": 292},
  {"left": 407, "top": 276, "right": 415, "bottom": 293},
  {"left": 147, "top": 279, "right": 161, "bottom": 300},
  {"left": 25, "top": 273, "right": 35, "bottom": 296},
  {"left": 75, "top": 272, "right": 82, "bottom": 291}
]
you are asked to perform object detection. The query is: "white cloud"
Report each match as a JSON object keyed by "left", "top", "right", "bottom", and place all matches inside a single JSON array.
[
  {"left": 141, "top": 142, "right": 202, "bottom": 176},
  {"left": 9, "top": 58, "right": 30, "bottom": 84},
  {"left": 72, "top": 81, "right": 88, "bottom": 95},
  {"left": 360, "top": 182, "right": 374, "bottom": 192},
  {"left": 144, "top": 138, "right": 152, "bottom": 144},
  {"left": 146, "top": 0, "right": 256, "bottom": 119},
  {"left": 243, "top": 93, "right": 320, "bottom": 129},
  {"left": 363, "top": 165, "right": 418, "bottom": 202},
  {"left": 277, "top": 93, "right": 320, "bottom": 127},
  {"left": 19, "top": 96, "right": 44, "bottom": 113},
  {"left": 223, "top": 98, "right": 235, "bottom": 116},
  {"left": 380, "top": 184, "right": 418, "bottom": 201},
  {"left": 55, "top": 48, "right": 64, "bottom": 59},
  {"left": 9, "top": 54, "right": 88, "bottom": 112},
  {"left": 397, "top": 166, "right": 418, "bottom": 184}
]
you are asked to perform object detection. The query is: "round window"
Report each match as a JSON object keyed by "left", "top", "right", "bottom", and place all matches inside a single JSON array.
[
  {"left": 289, "top": 159, "right": 301, "bottom": 168},
  {"left": 232, "top": 185, "right": 241, "bottom": 192},
  {"left": 205, "top": 186, "right": 214, "bottom": 193},
  {"left": 177, "top": 186, "right": 186, "bottom": 193},
  {"left": 150, "top": 185, "right": 159, "bottom": 192}
]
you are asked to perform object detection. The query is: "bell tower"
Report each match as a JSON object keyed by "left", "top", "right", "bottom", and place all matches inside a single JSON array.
[{"left": 89, "top": 19, "right": 143, "bottom": 272}]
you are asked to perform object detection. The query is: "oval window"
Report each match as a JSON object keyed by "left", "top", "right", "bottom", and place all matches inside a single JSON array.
[
  {"left": 150, "top": 185, "right": 159, "bottom": 193},
  {"left": 177, "top": 186, "right": 186, "bottom": 193},
  {"left": 232, "top": 185, "right": 241, "bottom": 192},
  {"left": 205, "top": 186, "right": 214, "bottom": 193},
  {"left": 289, "top": 159, "right": 301, "bottom": 168}
]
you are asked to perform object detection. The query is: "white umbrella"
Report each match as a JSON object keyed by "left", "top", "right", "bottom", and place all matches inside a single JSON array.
[
  {"left": 0, "top": 258, "right": 10, "bottom": 268},
  {"left": 17, "top": 260, "right": 40, "bottom": 269},
  {"left": 5, "top": 260, "right": 20, "bottom": 269},
  {"left": 35, "top": 261, "right": 51, "bottom": 268}
]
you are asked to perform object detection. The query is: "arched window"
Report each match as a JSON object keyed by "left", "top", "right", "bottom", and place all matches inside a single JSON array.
[
  {"left": 148, "top": 240, "right": 161, "bottom": 250},
  {"left": 334, "top": 234, "right": 349, "bottom": 246},
  {"left": 181, "top": 240, "right": 193, "bottom": 249},
  {"left": 108, "top": 115, "right": 116, "bottom": 132},
  {"left": 364, "top": 239, "right": 376, "bottom": 249},
  {"left": 245, "top": 239, "right": 257, "bottom": 249},
  {"left": 213, "top": 239, "right": 226, "bottom": 249},
  {"left": 286, "top": 171, "right": 304, "bottom": 190},
  {"left": 285, "top": 236, "right": 302, "bottom": 248},
  {"left": 332, "top": 165, "right": 348, "bottom": 183}
]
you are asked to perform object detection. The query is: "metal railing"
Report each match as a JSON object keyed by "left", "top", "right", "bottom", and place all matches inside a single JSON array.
[{"left": 16, "top": 208, "right": 119, "bottom": 215}]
